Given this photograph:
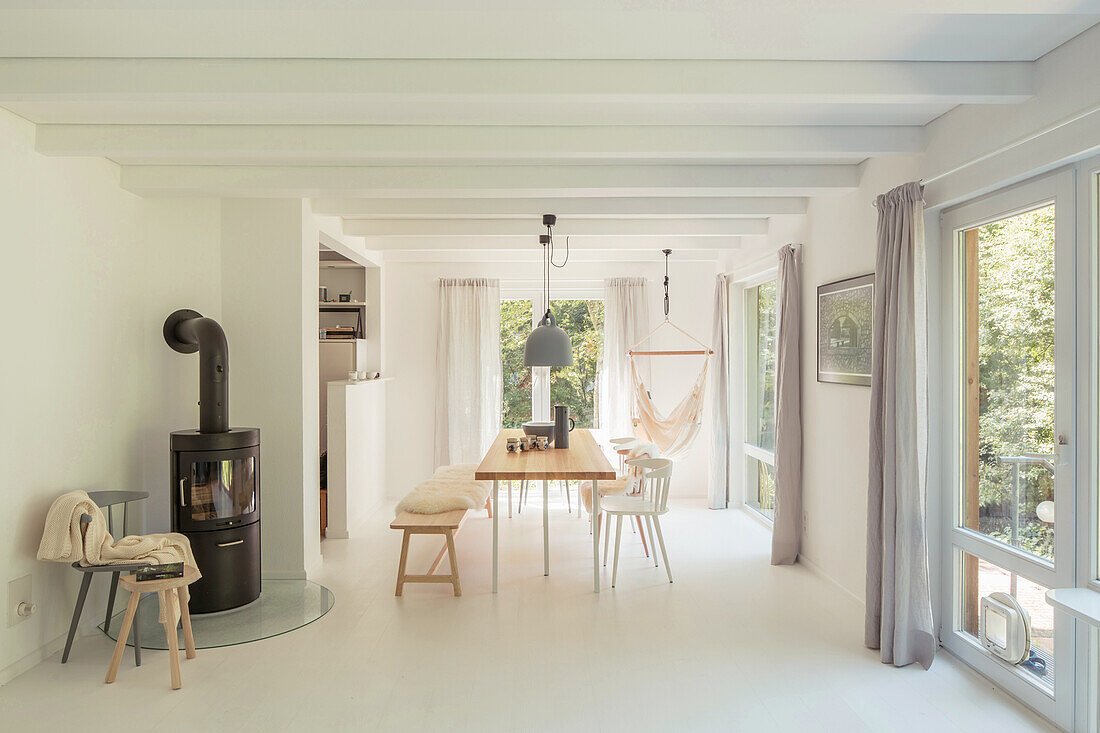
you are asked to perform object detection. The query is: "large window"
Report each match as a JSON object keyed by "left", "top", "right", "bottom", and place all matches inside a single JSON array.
[
  {"left": 744, "top": 278, "right": 777, "bottom": 519},
  {"left": 548, "top": 299, "right": 604, "bottom": 428},
  {"left": 941, "top": 171, "right": 1075, "bottom": 728},
  {"left": 500, "top": 297, "right": 604, "bottom": 429},
  {"left": 500, "top": 299, "right": 534, "bottom": 429}
]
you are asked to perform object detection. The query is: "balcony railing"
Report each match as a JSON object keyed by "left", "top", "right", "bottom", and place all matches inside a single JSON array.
[{"left": 994, "top": 453, "right": 1055, "bottom": 546}]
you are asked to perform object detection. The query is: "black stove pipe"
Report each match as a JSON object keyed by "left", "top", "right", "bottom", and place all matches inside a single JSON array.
[{"left": 163, "top": 309, "right": 229, "bottom": 434}]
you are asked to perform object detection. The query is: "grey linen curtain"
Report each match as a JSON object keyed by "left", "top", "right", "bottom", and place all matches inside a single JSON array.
[
  {"left": 434, "top": 278, "right": 502, "bottom": 468},
  {"left": 865, "top": 181, "right": 936, "bottom": 669},
  {"left": 706, "top": 274, "right": 731, "bottom": 509},
  {"left": 600, "top": 277, "right": 650, "bottom": 438},
  {"left": 771, "top": 245, "right": 802, "bottom": 564}
]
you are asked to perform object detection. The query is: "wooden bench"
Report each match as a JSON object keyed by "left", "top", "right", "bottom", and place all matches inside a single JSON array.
[{"left": 390, "top": 509, "right": 468, "bottom": 597}]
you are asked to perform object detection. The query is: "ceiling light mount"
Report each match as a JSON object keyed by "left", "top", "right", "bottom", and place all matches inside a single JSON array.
[{"left": 524, "top": 213, "right": 573, "bottom": 368}]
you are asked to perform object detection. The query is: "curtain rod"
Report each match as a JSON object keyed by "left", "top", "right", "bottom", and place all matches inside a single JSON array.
[{"left": 872, "top": 100, "right": 1100, "bottom": 206}]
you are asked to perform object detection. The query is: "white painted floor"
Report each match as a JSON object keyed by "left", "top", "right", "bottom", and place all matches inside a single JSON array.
[{"left": 2, "top": 495, "right": 1054, "bottom": 732}]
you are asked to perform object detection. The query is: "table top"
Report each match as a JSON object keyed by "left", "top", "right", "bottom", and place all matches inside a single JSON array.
[
  {"left": 475, "top": 428, "right": 617, "bottom": 481},
  {"left": 1046, "top": 588, "right": 1100, "bottom": 628}
]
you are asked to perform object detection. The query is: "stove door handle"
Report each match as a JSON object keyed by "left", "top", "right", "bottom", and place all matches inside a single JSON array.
[
  {"left": 217, "top": 539, "right": 244, "bottom": 548},
  {"left": 179, "top": 477, "right": 187, "bottom": 507}
]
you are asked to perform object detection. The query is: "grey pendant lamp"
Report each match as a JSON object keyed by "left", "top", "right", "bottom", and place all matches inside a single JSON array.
[{"left": 524, "top": 214, "right": 574, "bottom": 367}]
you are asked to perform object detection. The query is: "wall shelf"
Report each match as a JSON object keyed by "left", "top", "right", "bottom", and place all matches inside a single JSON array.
[{"left": 319, "top": 301, "right": 367, "bottom": 307}]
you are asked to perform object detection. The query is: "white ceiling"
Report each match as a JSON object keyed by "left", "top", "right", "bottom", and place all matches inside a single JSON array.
[
  {"left": 1, "top": 1, "right": 1097, "bottom": 260},
  {"left": 0, "top": 1, "right": 1096, "bottom": 61}
]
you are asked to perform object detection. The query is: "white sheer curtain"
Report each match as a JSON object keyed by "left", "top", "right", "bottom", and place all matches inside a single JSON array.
[
  {"left": 600, "top": 277, "right": 650, "bottom": 439},
  {"left": 706, "top": 274, "right": 731, "bottom": 509},
  {"left": 434, "top": 278, "right": 502, "bottom": 469},
  {"left": 771, "top": 245, "right": 802, "bottom": 565},
  {"left": 866, "top": 181, "right": 935, "bottom": 669}
]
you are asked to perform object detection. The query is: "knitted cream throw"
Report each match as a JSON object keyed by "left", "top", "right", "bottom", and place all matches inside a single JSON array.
[{"left": 37, "top": 490, "right": 201, "bottom": 623}]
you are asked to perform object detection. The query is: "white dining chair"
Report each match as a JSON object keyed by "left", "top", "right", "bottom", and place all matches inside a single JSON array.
[{"left": 604, "top": 457, "right": 674, "bottom": 587}]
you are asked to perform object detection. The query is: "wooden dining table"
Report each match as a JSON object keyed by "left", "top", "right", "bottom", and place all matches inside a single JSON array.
[{"left": 475, "top": 428, "right": 617, "bottom": 592}]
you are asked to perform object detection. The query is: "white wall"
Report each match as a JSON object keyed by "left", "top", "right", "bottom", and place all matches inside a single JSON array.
[
  {"left": 382, "top": 257, "right": 718, "bottom": 501},
  {"left": 0, "top": 108, "right": 222, "bottom": 681},
  {"left": 221, "top": 199, "right": 321, "bottom": 579},
  {"left": 797, "top": 156, "right": 921, "bottom": 603},
  {"left": 326, "top": 379, "right": 388, "bottom": 537}
]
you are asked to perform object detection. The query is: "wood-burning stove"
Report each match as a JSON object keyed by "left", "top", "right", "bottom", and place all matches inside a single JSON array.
[{"left": 164, "top": 309, "right": 261, "bottom": 613}]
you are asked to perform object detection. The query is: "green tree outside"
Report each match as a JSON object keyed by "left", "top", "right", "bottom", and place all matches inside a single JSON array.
[{"left": 975, "top": 205, "right": 1056, "bottom": 560}]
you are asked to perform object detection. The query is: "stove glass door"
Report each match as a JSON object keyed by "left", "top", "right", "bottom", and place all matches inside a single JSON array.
[{"left": 188, "top": 456, "right": 257, "bottom": 522}]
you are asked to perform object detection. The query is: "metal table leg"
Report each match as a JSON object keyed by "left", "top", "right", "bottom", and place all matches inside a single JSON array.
[
  {"left": 492, "top": 479, "right": 499, "bottom": 593},
  {"left": 543, "top": 479, "right": 549, "bottom": 576},
  {"left": 592, "top": 479, "right": 600, "bottom": 592}
]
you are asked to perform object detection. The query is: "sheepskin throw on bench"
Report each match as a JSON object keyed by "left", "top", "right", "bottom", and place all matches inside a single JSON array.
[{"left": 395, "top": 464, "right": 491, "bottom": 515}]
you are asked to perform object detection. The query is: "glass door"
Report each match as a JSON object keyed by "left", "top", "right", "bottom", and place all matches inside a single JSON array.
[
  {"left": 941, "top": 170, "right": 1076, "bottom": 728},
  {"left": 178, "top": 449, "right": 259, "bottom": 529}
]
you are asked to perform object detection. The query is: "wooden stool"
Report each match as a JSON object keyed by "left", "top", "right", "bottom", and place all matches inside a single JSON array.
[{"left": 105, "top": 565, "right": 199, "bottom": 690}]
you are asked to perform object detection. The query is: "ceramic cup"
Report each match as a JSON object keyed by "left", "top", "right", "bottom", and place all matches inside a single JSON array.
[
  {"left": 357, "top": 370, "right": 367, "bottom": 381},
  {"left": 347, "top": 371, "right": 357, "bottom": 382}
]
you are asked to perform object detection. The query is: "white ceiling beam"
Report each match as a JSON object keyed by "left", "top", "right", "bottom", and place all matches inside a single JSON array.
[
  {"left": 342, "top": 218, "right": 768, "bottom": 238},
  {"left": 312, "top": 197, "right": 807, "bottom": 218},
  {"left": 119, "top": 164, "right": 859, "bottom": 197},
  {"left": 354, "top": 236, "right": 748, "bottom": 251},
  {"left": 35, "top": 124, "right": 924, "bottom": 163},
  {"left": 0, "top": 59, "right": 1033, "bottom": 105}
]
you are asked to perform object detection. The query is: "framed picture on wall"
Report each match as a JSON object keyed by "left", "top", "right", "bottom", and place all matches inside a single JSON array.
[{"left": 817, "top": 273, "right": 874, "bottom": 386}]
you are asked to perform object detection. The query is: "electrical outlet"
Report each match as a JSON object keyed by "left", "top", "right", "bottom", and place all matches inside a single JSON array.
[
  {"left": 802, "top": 510, "right": 808, "bottom": 534},
  {"left": 7, "top": 574, "right": 32, "bottom": 627}
]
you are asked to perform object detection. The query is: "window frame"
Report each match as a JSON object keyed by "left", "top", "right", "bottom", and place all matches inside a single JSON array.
[
  {"left": 938, "top": 168, "right": 1077, "bottom": 728},
  {"left": 741, "top": 269, "right": 779, "bottom": 521},
  {"left": 499, "top": 283, "right": 605, "bottom": 425}
]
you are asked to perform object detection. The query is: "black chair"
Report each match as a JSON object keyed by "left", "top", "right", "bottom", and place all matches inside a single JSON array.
[{"left": 60, "top": 490, "right": 149, "bottom": 665}]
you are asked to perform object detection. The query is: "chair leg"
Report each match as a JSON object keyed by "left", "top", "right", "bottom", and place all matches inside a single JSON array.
[
  {"left": 484, "top": 494, "right": 493, "bottom": 518},
  {"left": 62, "top": 573, "right": 94, "bottom": 664},
  {"left": 105, "top": 589, "right": 140, "bottom": 683},
  {"left": 611, "top": 515, "right": 624, "bottom": 588},
  {"left": 645, "top": 515, "right": 658, "bottom": 567},
  {"left": 635, "top": 516, "right": 650, "bottom": 557},
  {"left": 104, "top": 571, "right": 120, "bottom": 635},
  {"left": 562, "top": 481, "right": 571, "bottom": 513},
  {"left": 178, "top": 584, "right": 196, "bottom": 659},
  {"left": 602, "top": 513, "right": 611, "bottom": 566},
  {"left": 507, "top": 480, "right": 513, "bottom": 518},
  {"left": 132, "top": 595, "right": 142, "bottom": 667},
  {"left": 161, "top": 590, "right": 182, "bottom": 690},
  {"left": 653, "top": 516, "right": 672, "bottom": 583}
]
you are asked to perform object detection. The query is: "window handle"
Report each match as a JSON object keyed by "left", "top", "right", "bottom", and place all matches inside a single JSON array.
[{"left": 1055, "top": 435, "right": 1070, "bottom": 467}]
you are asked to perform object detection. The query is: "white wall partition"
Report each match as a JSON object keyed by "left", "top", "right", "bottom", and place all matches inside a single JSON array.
[{"left": 221, "top": 199, "right": 321, "bottom": 579}]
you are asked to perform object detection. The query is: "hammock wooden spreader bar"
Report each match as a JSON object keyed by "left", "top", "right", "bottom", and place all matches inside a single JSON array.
[{"left": 628, "top": 348, "right": 713, "bottom": 356}]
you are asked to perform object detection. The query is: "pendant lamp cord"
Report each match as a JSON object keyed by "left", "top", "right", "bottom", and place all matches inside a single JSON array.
[
  {"left": 663, "top": 248, "right": 672, "bottom": 320},
  {"left": 541, "top": 221, "right": 569, "bottom": 321}
]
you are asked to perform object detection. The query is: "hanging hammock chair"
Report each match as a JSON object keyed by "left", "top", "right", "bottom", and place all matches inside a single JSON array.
[
  {"left": 630, "top": 352, "right": 708, "bottom": 458},
  {"left": 626, "top": 250, "right": 713, "bottom": 459}
]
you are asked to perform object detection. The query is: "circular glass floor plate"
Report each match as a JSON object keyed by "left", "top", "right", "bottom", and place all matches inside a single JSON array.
[{"left": 100, "top": 579, "right": 334, "bottom": 650}]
